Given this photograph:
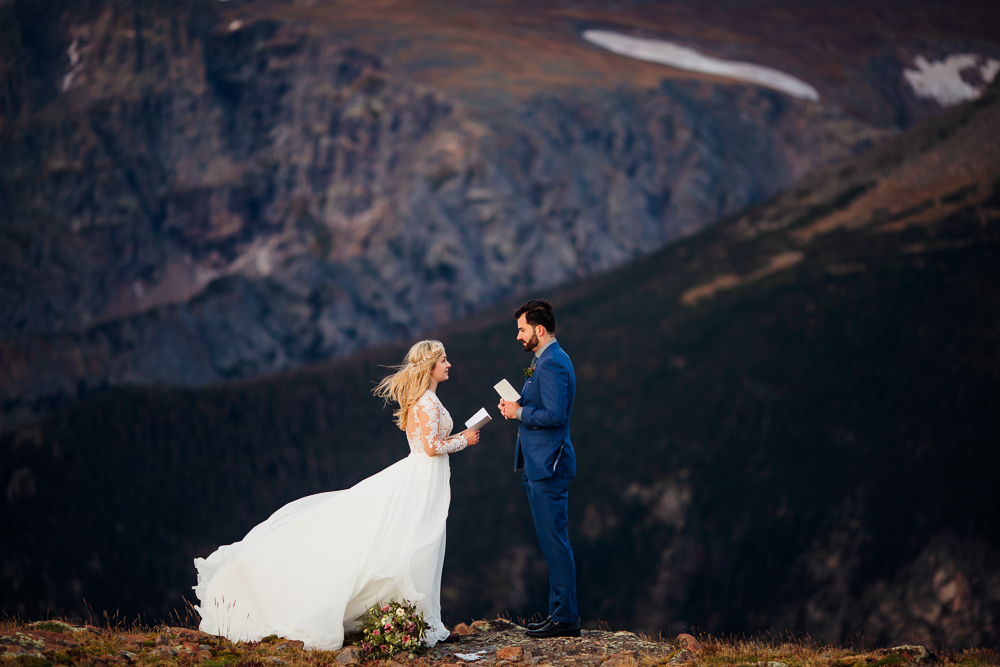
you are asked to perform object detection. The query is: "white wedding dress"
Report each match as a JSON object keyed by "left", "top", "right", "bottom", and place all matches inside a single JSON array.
[{"left": 193, "top": 390, "right": 469, "bottom": 650}]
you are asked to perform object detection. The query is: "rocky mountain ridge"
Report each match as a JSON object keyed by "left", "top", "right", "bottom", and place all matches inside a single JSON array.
[{"left": 12, "top": 0, "right": 998, "bottom": 432}]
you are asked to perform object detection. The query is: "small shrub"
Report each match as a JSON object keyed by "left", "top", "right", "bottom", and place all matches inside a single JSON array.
[
  {"left": 5, "top": 656, "right": 52, "bottom": 667},
  {"left": 28, "top": 622, "right": 71, "bottom": 634},
  {"left": 233, "top": 659, "right": 268, "bottom": 667}
]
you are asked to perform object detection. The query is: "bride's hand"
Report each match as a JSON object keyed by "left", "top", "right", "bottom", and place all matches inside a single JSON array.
[{"left": 462, "top": 429, "right": 480, "bottom": 446}]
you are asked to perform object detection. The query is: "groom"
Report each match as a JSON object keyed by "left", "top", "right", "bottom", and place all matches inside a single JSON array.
[{"left": 498, "top": 298, "right": 579, "bottom": 638}]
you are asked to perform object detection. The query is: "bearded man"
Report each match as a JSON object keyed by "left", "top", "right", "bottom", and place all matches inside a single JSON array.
[{"left": 498, "top": 298, "right": 579, "bottom": 638}]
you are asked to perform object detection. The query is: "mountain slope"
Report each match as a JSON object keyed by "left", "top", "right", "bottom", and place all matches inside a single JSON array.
[
  {"left": 2, "top": 67, "right": 1000, "bottom": 649},
  {"left": 10, "top": 0, "right": 1000, "bottom": 431}
]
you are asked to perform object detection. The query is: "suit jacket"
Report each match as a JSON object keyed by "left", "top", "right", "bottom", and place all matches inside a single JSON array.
[{"left": 514, "top": 340, "right": 577, "bottom": 481}]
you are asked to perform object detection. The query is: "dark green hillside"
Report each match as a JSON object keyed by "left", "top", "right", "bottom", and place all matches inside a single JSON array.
[{"left": 3, "top": 84, "right": 1000, "bottom": 646}]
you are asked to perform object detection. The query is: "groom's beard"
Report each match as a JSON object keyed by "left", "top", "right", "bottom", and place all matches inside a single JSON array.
[{"left": 522, "top": 332, "right": 539, "bottom": 352}]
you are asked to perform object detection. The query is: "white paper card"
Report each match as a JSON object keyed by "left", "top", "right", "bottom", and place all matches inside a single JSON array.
[
  {"left": 465, "top": 408, "right": 492, "bottom": 431},
  {"left": 455, "top": 652, "right": 488, "bottom": 662},
  {"left": 494, "top": 378, "right": 521, "bottom": 402}
]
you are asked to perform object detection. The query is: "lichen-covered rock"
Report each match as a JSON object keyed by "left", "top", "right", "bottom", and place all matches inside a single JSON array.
[
  {"left": 603, "top": 650, "right": 637, "bottom": 666},
  {"left": 336, "top": 646, "right": 363, "bottom": 665},
  {"left": 676, "top": 635, "right": 703, "bottom": 653},
  {"left": 497, "top": 647, "right": 524, "bottom": 662},
  {"left": 868, "top": 646, "right": 938, "bottom": 664}
]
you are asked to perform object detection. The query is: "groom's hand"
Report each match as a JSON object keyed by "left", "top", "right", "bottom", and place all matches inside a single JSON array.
[{"left": 498, "top": 399, "right": 520, "bottom": 420}]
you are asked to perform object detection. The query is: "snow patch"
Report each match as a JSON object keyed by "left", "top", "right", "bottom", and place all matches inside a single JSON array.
[
  {"left": 903, "top": 54, "right": 1000, "bottom": 106},
  {"left": 582, "top": 29, "right": 820, "bottom": 102}
]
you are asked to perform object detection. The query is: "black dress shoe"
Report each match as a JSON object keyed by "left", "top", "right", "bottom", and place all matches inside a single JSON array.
[
  {"left": 525, "top": 619, "right": 581, "bottom": 638},
  {"left": 526, "top": 616, "right": 552, "bottom": 631}
]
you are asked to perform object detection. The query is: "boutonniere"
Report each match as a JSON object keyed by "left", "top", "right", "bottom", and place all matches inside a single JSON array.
[{"left": 523, "top": 367, "right": 534, "bottom": 378}]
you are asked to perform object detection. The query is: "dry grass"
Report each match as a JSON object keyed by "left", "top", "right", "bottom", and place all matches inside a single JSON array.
[
  {"left": 634, "top": 633, "right": 1000, "bottom": 667},
  {"left": 0, "top": 615, "right": 20, "bottom": 635},
  {"left": 951, "top": 649, "right": 1000, "bottom": 667},
  {"left": 695, "top": 633, "right": 847, "bottom": 666}
]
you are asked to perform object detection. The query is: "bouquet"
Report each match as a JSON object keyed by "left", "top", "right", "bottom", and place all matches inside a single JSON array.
[{"left": 355, "top": 598, "right": 430, "bottom": 659}]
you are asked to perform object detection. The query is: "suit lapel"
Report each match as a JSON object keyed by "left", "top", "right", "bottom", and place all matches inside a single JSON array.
[
  {"left": 524, "top": 341, "right": 559, "bottom": 398},
  {"left": 516, "top": 341, "right": 561, "bottom": 472}
]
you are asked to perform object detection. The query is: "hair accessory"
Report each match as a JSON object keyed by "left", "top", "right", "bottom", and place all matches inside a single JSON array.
[{"left": 409, "top": 354, "right": 433, "bottom": 369}]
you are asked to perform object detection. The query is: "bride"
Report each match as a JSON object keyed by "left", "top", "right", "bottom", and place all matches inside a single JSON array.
[{"left": 193, "top": 340, "right": 480, "bottom": 650}]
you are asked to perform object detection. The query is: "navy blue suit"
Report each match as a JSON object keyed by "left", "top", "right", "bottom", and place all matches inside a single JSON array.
[{"left": 515, "top": 340, "right": 578, "bottom": 624}]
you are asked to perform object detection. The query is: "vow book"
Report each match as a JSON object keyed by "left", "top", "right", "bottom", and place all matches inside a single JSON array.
[
  {"left": 493, "top": 379, "right": 521, "bottom": 402},
  {"left": 465, "top": 408, "right": 492, "bottom": 431}
]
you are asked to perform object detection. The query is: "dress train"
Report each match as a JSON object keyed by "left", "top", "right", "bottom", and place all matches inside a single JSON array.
[{"left": 194, "top": 390, "right": 468, "bottom": 650}]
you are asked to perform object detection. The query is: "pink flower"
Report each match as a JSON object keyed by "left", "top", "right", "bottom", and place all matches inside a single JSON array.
[
  {"left": 382, "top": 605, "right": 390, "bottom": 612},
  {"left": 373, "top": 629, "right": 381, "bottom": 636}
]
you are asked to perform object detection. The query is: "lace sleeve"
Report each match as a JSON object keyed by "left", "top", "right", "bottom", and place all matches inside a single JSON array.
[{"left": 412, "top": 395, "right": 468, "bottom": 457}]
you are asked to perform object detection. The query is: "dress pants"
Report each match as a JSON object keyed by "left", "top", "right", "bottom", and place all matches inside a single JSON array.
[{"left": 522, "top": 470, "right": 578, "bottom": 624}]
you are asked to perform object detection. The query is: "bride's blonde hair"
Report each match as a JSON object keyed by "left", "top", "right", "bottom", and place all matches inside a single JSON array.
[{"left": 373, "top": 339, "right": 446, "bottom": 431}]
